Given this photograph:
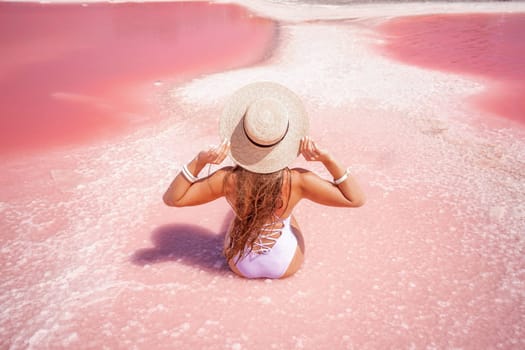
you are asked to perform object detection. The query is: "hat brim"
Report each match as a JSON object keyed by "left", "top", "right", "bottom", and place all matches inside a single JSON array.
[{"left": 219, "top": 82, "right": 309, "bottom": 174}]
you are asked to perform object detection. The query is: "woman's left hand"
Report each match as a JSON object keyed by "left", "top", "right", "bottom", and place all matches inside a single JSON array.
[{"left": 197, "top": 139, "right": 230, "bottom": 166}]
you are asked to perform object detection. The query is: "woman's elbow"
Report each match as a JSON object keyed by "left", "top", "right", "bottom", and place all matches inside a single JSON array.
[
  {"left": 348, "top": 195, "right": 366, "bottom": 208},
  {"left": 163, "top": 193, "right": 181, "bottom": 207},
  {"left": 163, "top": 196, "right": 174, "bottom": 207},
  {"left": 352, "top": 198, "right": 365, "bottom": 207}
]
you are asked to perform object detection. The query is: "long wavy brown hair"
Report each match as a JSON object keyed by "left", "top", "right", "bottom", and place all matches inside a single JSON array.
[{"left": 223, "top": 166, "right": 290, "bottom": 262}]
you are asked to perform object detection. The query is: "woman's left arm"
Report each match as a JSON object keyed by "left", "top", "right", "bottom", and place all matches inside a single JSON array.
[{"left": 163, "top": 140, "right": 230, "bottom": 207}]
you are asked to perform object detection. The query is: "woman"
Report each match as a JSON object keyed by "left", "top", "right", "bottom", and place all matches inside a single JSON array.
[{"left": 163, "top": 82, "right": 365, "bottom": 279}]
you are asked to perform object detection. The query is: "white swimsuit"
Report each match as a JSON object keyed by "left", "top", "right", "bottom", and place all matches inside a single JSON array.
[{"left": 233, "top": 216, "right": 298, "bottom": 279}]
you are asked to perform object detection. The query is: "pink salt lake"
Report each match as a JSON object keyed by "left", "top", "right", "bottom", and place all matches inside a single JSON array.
[{"left": 1, "top": 1, "right": 524, "bottom": 349}]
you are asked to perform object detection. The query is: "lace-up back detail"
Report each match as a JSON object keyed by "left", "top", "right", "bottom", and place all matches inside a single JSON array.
[{"left": 252, "top": 219, "right": 285, "bottom": 254}]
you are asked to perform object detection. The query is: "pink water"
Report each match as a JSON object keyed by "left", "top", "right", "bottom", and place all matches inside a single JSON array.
[
  {"left": 1, "top": 2, "right": 524, "bottom": 350},
  {"left": 378, "top": 13, "right": 525, "bottom": 125},
  {"left": 0, "top": 2, "right": 275, "bottom": 155}
]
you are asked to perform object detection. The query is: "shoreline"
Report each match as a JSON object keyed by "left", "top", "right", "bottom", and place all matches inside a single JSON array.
[
  {"left": 223, "top": 1, "right": 525, "bottom": 20},
  {"left": 6, "top": 0, "right": 525, "bottom": 19}
]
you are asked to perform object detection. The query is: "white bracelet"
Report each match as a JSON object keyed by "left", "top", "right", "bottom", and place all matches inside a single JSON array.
[
  {"left": 181, "top": 164, "right": 199, "bottom": 183},
  {"left": 333, "top": 168, "right": 350, "bottom": 185}
]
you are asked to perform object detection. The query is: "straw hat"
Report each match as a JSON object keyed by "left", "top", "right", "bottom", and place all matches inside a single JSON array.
[{"left": 219, "top": 82, "right": 309, "bottom": 174}]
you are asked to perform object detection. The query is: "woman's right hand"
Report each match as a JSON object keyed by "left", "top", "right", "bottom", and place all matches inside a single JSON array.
[
  {"left": 300, "top": 136, "right": 331, "bottom": 163},
  {"left": 197, "top": 139, "right": 230, "bottom": 166}
]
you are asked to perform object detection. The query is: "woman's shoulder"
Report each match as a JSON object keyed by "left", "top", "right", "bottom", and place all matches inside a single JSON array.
[
  {"left": 289, "top": 167, "right": 331, "bottom": 193},
  {"left": 290, "top": 167, "right": 316, "bottom": 179},
  {"left": 289, "top": 167, "right": 319, "bottom": 188},
  {"left": 213, "top": 166, "right": 236, "bottom": 187}
]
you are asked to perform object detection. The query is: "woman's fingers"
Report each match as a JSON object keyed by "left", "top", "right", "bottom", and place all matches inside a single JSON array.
[
  {"left": 300, "top": 137, "right": 307, "bottom": 156},
  {"left": 299, "top": 136, "right": 326, "bottom": 161},
  {"left": 300, "top": 136, "right": 323, "bottom": 161},
  {"left": 301, "top": 137, "right": 312, "bottom": 160},
  {"left": 307, "top": 137, "right": 317, "bottom": 159},
  {"left": 218, "top": 139, "right": 230, "bottom": 158},
  {"left": 311, "top": 139, "right": 319, "bottom": 153},
  {"left": 210, "top": 139, "right": 230, "bottom": 164},
  {"left": 300, "top": 137, "right": 310, "bottom": 159},
  {"left": 215, "top": 144, "right": 229, "bottom": 163}
]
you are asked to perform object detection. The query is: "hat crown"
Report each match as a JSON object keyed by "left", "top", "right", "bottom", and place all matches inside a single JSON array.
[
  {"left": 219, "top": 81, "right": 308, "bottom": 174},
  {"left": 243, "top": 98, "right": 289, "bottom": 147}
]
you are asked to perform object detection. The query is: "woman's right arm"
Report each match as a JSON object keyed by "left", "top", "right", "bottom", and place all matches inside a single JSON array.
[
  {"left": 163, "top": 140, "right": 230, "bottom": 207},
  {"left": 297, "top": 136, "right": 365, "bottom": 208}
]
